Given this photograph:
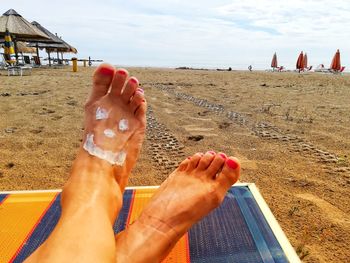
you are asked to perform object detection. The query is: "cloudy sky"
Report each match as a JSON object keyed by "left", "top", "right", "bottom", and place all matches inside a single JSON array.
[{"left": 2, "top": 0, "right": 350, "bottom": 69}]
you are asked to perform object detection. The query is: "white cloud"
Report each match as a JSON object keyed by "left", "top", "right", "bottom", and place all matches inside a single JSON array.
[{"left": 1, "top": 1, "right": 350, "bottom": 69}]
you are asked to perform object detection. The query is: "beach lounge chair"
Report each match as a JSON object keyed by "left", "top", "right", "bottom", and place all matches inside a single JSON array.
[
  {"left": 23, "top": 55, "right": 31, "bottom": 65},
  {"left": 0, "top": 184, "right": 300, "bottom": 262},
  {"left": 0, "top": 54, "right": 6, "bottom": 69},
  {"left": 278, "top": 66, "right": 285, "bottom": 72},
  {"left": 1, "top": 53, "right": 32, "bottom": 76},
  {"left": 7, "top": 66, "right": 32, "bottom": 76},
  {"left": 52, "top": 58, "right": 65, "bottom": 69},
  {"left": 314, "top": 64, "right": 329, "bottom": 73},
  {"left": 32, "top": 56, "right": 41, "bottom": 67}
]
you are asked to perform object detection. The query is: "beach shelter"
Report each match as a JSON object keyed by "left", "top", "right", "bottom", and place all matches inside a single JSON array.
[
  {"left": 0, "top": 9, "right": 50, "bottom": 62},
  {"left": 29, "top": 21, "right": 77, "bottom": 66},
  {"left": 296, "top": 51, "right": 304, "bottom": 71},
  {"left": 3, "top": 29, "right": 16, "bottom": 65},
  {"left": 330, "top": 49, "right": 341, "bottom": 71},
  {"left": 271, "top": 52, "right": 278, "bottom": 69},
  {"left": 303, "top": 53, "right": 308, "bottom": 69}
]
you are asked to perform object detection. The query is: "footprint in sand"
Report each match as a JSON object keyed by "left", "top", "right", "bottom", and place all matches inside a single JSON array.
[
  {"left": 296, "top": 193, "right": 350, "bottom": 225},
  {"left": 187, "top": 135, "right": 204, "bottom": 141},
  {"left": 51, "top": 115, "right": 63, "bottom": 121},
  {"left": 218, "top": 121, "right": 231, "bottom": 129},
  {"left": 4, "top": 127, "right": 17, "bottom": 133},
  {"left": 30, "top": 126, "right": 44, "bottom": 134},
  {"left": 67, "top": 100, "right": 78, "bottom": 106},
  {"left": 39, "top": 107, "right": 56, "bottom": 115},
  {"left": 198, "top": 110, "right": 210, "bottom": 116},
  {"left": 184, "top": 124, "right": 218, "bottom": 137}
]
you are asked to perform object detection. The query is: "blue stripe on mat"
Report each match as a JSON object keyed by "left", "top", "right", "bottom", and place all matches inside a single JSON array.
[
  {"left": 0, "top": 194, "right": 8, "bottom": 204},
  {"left": 113, "top": 189, "right": 134, "bottom": 234},
  {"left": 188, "top": 186, "right": 289, "bottom": 263},
  {"left": 246, "top": 198, "right": 288, "bottom": 263},
  {"left": 232, "top": 187, "right": 274, "bottom": 262},
  {"left": 13, "top": 194, "right": 61, "bottom": 263},
  {"left": 189, "top": 187, "right": 263, "bottom": 263}
]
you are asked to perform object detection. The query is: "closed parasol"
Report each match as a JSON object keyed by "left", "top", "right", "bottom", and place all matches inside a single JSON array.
[
  {"left": 296, "top": 51, "right": 304, "bottom": 71},
  {"left": 271, "top": 52, "right": 278, "bottom": 69},
  {"left": 330, "top": 49, "right": 341, "bottom": 71},
  {"left": 3, "top": 29, "right": 16, "bottom": 64},
  {"left": 303, "top": 53, "right": 308, "bottom": 69}
]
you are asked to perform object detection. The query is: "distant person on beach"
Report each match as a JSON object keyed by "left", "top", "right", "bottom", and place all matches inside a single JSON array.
[
  {"left": 248, "top": 65, "right": 253, "bottom": 71},
  {"left": 24, "top": 64, "right": 240, "bottom": 263}
]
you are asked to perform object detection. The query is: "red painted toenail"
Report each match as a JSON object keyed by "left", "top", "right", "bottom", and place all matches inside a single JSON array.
[
  {"left": 117, "top": 69, "right": 127, "bottom": 76},
  {"left": 208, "top": 151, "right": 216, "bottom": 155},
  {"left": 219, "top": 153, "right": 227, "bottom": 159},
  {"left": 226, "top": 159, "right": 239, "bottom": 169},
  {"left": 99, "top": 67, "right": 114, "bottom": 76},
  {"left": 130, "top": 78, "right": 139, "bottom": 84}
]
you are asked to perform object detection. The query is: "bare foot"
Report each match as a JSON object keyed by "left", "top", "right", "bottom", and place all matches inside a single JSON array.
[
  {"left": 83, "top": 64, "right": 147, "bottom": 191},
  {"left": 25, "top": 65, "right": 146, "bottom": 262},
  {"left": 115, "top": 151, "right": 240, "bottom": 262}
]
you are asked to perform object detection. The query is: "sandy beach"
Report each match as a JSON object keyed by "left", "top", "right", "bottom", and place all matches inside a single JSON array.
[{"left": 1, "top": 67, "right": 350, "bottom": 262}]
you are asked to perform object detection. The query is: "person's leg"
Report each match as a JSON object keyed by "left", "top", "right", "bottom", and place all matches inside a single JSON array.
[
  {"left": 115, "top": 151, "right": 240, "bottom": 262},
  {"left": 25, "top": 64, "right": 146, "bottom": 263}
]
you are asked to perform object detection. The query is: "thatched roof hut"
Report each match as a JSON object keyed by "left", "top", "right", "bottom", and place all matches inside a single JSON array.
[
  {"left": 29, "top": 21, "right": 77, "bottom": 54},
  {"left": 0, "top": 9, "right": 50, "bottom": 41}
]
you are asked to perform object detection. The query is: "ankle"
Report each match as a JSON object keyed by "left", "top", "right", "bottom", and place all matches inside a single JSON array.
[
  {"left": 116, "top": 219, "right": 177, "bottom": 263},
  {"left": 137, "top": 212, "right": 181, "bottom": 240},
  {"left": 73, "top": 148, "right": 115, "bottom": 174}
]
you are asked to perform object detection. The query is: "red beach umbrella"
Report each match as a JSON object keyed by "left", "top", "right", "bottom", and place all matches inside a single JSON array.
[
  {"left": 271, "top": 52, "right": 278, "bottom": 68},
  {"left": 296, "top": 51, "right": 304, "bottom": 70},
  {"left": 330, "top": 49, "right": 341, "bottom": 71},
  {"left": 303, "top": 53, "right": 308, "bottom": 69}
]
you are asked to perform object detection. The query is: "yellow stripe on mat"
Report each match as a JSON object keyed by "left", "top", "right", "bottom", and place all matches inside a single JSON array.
[
  {"left": 128, "top": 189, "right": 190, "bottom": 263},
  {"left": 0, "top": 192, "right": 57, "bottom": 263}
]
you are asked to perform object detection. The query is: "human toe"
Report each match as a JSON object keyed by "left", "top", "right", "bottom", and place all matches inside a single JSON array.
[
  {"left": 205, "top": 152, "right": 227, "bottom": 178},
  {"left": 88, "top": 64, "right": 115, "bottom": 103},
  {"left": 197, "top": 151, "right": 216, "bottom": 171},
  {"left": 186, "top": 153, "right": 203, "bottom": 171},
  {"left": 122, "top": 77, "right": 140, "bottom": 104},
  {"left": 177, "top": 157, "right": 191, "bottom": 171},
  {"left": 110, "top": 68, "right": 129, "bottom": 96},
  {"left": 216, "top": 157, "right": 240, "bottom": 188},
  {"left": 130, "top": 88, "right": 145, "bottom": 112}
]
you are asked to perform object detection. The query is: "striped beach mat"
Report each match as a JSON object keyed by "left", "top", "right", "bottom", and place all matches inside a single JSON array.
[{"left": 0, "top": 183, "right": 300, "bottom": 263}]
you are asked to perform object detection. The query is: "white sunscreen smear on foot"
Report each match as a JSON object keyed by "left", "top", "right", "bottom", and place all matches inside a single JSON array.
[
  {"left": 119, "top": 119, "right": 129, "bottom": 132},
  {"left": 96, "top": 107, "right": 109, "bottom": 120},
  {"left": 83, "top": 133, "right": 126, "bottom": 165},
  {"left": 104, "top": 129, "right": 116, "bottom": 138}
]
